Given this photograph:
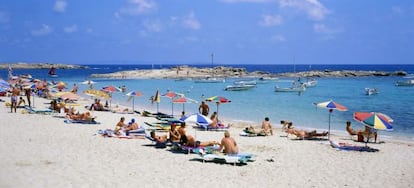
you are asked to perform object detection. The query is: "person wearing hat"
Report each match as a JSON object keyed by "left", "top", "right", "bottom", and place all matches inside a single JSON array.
[{"left": 124, "top": 118, "right": 140, "bottom": 135}]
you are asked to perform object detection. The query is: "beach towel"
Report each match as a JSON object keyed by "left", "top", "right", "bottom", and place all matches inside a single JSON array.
[
  {"left": 330, "top": 141, "right": 379, "bottom": 152},
  {"left": 171, "top": 142, "right": 220, "bottom": 154},
  {"left": 96, "top": 129, "right": 144, "bottom": 139},
  {"left": 198, "top": 153, "right": 255, "bottom": 165},
  {"left": 126, "top": 128, "right": 146, "bottom": 136},
  {"left": 239, "top": 129, "right": 267, "bottom": 137},
  {"left": 25, "top": 106, "right": 53, "bottom": 114}
]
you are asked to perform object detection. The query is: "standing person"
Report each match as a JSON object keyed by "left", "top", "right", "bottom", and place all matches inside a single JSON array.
[
  {"left": 261, "top": 117, "right": 273, "bottom": 136},
  {"left": 198, "top": 101, "right": 210, "bottom": 116},
  {"left": 11, "top": 86, "right": 20, "bottom": 113},
  {"left": 219, "top": 131, "right": 239, "bottom": 154},
  {"left": 71, "top": 83, "right": 78, "bottom": 94},
  {"left": 24, "top": 88, "right": 31, "bottom": 107}
]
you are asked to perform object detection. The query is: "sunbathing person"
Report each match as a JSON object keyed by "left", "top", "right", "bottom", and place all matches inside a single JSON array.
[
  {"left": 124, "top": 118, "right": 139, "bottom": 131},
  {"left": 67, "top": 111, "right": 93, "bottom": 121},
  {"left": 178, "top": 122, "right": 187, "bottom": 136},
  {"left": 150, "top": 130, "right": 168, "bottom": 143},
  {"left": 346, "top": 121, "right": 362, "bottom": 135},
  {"left": 286, "top": 123, "right": 328, "bottom": 139},
  {"left": 180, "top": 134, "right": 219, "bottom": 147},
  {"left": 219, "top": 131, "right": 239, "bottom": 154},
  {"left": 169, "top": 123, "right": 181, "bottom": 142},
  {"left": 209, "top": 112, "right": 226, "bottom": 128},
  {"left": 358, "top": 126, "right": 378, "bottom": 143}
]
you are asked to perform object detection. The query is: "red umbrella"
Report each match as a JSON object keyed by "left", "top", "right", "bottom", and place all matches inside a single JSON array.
[
  {"left": 173, "top": 96, "right": 198, "bottom": 112},
  {"left": 205, "top": 96, "right": 231, "bottom": 119},
  {"left": 162, "top": 91, "right": 184, "bottom": 116},
  {"left": 102, "top": 85, "right": 121, "bottom": 93}
]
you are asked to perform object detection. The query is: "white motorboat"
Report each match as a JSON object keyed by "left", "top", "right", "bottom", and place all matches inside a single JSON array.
[
  {"left": 302, "top": 79, "right": 317, "bottom": 87},
  {"left": 395, "top": 79, "right": 414, "bottom": 86},
  {"left": 225, "top": 84, "right": 255, "bottom": 91},
  {"left": 234, "top": 80, "right": 257, "bottom": 86},
  {"left": 365, "top": 88, "right": 379, "bottom": 95}
]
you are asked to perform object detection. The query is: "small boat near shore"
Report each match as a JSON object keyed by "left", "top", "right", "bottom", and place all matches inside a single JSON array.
[
  {"left": 274, "top": 85, "right": 306, "bottom": 92},
  {"left": 395, "top": 79, "right": 414, "bottom": 86},
  {"left": 302, "top": 79, "right": 317, "bottom": 88},
  {"left": 365, "top": 88, "right": 379, "bottom": 95},
  {"left": 194, "top": 77, "right": 225, "bottom": 83},
  {"left": 225, "top": 84, "right": 255, "bottom": 91}
]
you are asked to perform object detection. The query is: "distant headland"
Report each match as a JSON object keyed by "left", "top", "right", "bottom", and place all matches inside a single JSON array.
[
  {"left": 0, "top": 63, "right": 88, "bottom": 69},
  {"left": 89, "top": 65, "right": 407, "bottom": 79}
]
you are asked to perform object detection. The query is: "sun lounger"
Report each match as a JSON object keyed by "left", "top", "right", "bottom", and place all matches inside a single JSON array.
[
  {"left": 96, "top": 129, "right": 144, "bottom": 139},
  {"left": 142, "top": 110, "right": 173, "bottom": 118},
  {"left": 194, "top": 123, "right": 230, "bottom": 131},
  {"left": 170, "top": 142, "right": 220, "bottom": 154},
  {"left": 330, "top": 141, "right": 379, "bottom": 152},
  {"left": 126, "top": 128, "right": 146, "bottom": 136}
]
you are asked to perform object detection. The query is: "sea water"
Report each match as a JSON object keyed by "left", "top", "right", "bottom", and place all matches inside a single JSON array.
[{"left": 1, "top": 64, "right": 413, "bottom": 140}]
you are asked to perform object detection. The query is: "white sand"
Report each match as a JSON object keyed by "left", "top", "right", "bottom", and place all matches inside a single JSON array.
[{"left": 1, "top": 96, "right": 413, "bottom": 188}]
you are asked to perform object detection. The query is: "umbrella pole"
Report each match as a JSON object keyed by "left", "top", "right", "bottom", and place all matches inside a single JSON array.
[
  {"left": 171, "top": 102, "right": 174, "bottom": 116},
  {"left": 328, "top": 110, "right": 332, "bottom": 140},
  {"left": 132, "top": 97, "right": 135, "bottom": 112}
]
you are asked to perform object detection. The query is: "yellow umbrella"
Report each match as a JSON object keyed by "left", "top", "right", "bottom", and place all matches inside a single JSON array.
[{"left": 84, "top": 89, "right": 111, "bottom": 99}]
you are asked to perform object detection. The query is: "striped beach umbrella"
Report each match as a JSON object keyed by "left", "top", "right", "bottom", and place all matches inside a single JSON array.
[
  {"left": 126, "top": 91, "right": 143, "bottom": 111},
  {"left": 314, "top": 100, "right": 347, "bottom": 140},
  {"left": 354, "top": 112, "right": 393, "bottom": 146}
]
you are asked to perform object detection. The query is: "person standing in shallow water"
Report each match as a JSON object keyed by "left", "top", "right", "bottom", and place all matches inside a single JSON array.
[{"left": 199, "top": 101, "right": 209, "bottom": 116}]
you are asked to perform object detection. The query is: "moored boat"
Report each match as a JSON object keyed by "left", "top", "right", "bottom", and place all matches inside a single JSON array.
[
  {"left": 365, "top": 88, "right": 379, "bottom": 95},
  {"left": 225, "top": 84, "right": 255, "bottom": 91},
  {"left": 395, "top": 79, "right": 414, "bottom": 86},
  {"left": 274, "top": 85, "right": 306, "bottom": 92}
]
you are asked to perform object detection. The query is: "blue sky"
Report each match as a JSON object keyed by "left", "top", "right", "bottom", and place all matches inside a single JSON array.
[{"left": 0, "top": 0, "right": 413, "bottom": 64}]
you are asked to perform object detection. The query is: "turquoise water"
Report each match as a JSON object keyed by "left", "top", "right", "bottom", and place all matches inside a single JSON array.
[{"left": 1, "top": 64, "right": 413, "bottom": 140}]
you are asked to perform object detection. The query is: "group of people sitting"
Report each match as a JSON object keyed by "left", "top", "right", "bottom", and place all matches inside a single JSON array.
[
  {"left": 114, "top": 117, "right": 142, "bottom": 136},
  {"left": 244, "top": 117, "right": 274, "bottom": 136},
  {"left": 150, "top": 122, "right": 239, "bottom": 154},
  {"left": 88, "top": 99, "right": 108, "bottom": 111},
  {"left": 346, "top": 121, "right": 377, "bottom": 142}
]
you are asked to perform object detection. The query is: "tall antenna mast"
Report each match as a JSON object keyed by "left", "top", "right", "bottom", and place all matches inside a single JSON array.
[{"left": 211, "top": 53, "right": 214, "bottom": 78}]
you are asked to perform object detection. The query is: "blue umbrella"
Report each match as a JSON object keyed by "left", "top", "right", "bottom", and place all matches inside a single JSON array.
[{"left": 182, "top": 113, "right": 212, "bottom": 126}]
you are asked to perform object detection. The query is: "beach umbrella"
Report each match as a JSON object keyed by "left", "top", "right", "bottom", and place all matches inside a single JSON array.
[
  {"left": 84, "top": 89, "right": 111, "bottom": 99},
  {"left": 182, "top": 113, "right": 213, "bottom": 126},
  {"left": 314, "top": 100, "right": 347, "bottom": 140},
  {"left": 56, "top": 81, "right": 66, "bottom": 90},
  {"left": 354, "top": 112, "right": 393, "bottom": 146},
  {"left": 162, "top": 91, "right": 184, "bottom": 116},
  {"left": 60, "top": 92, "right": 80, "bottom": 101},
  {"left": 102, "top": 85, "right": 121, "bottom": 93},
  {"left": 205, "top": 96, "right": 231, "bottom": 119},
  {"left": 126, "top": 91, "right": 142, "bottom": 111},
  {"left": 173, "top": 96, "right": 198, "bottom": 112},
  {"left": 0, "top": 79, "right": 10, "bottom": 89}
]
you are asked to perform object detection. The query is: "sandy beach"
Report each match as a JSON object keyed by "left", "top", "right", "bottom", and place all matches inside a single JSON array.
[{"left": 1, "top": 96, "right": 413, "bottom": 188}]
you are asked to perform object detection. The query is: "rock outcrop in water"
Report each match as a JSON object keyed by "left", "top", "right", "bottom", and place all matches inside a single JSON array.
[
  {"left": 89, "top": 65, "right": 407, "bottom": 79},
  {"left": 0, "top": 63, "right": 88, "bottom": 69}
]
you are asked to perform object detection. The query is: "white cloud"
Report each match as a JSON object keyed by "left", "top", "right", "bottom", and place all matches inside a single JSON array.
[
  {"left": 31, "top": 24, "right": 53, "bottom": 36},
  {"left": 53, "top": 0, "right": 67, "bottom": 13},
  {"left": 116, "top": 0, "right": 157, "bottom": 17},
  {"left": 143, "top": 20, "right": 162, "bottom": 32},
  {"left": 183, "top": 11, "right": 201, "bottom": 30},
  {"left": 220, "top": 0, "right": 274, "bottom": 3},
  {"left": 64, "top": 25, "right": 78, "bottom": 33},
  {"left": 271, "top": 34, "right": 286, "bottom": 42},
  {"left": 313, "top": 23, "right": 342, "bottom": 39},
  {"left": 279, "top": 0, "right": 329, "bottom": 21},
  {"left": 259, "top": 14, "right": 283, "bottom": 26},
  {"left": 0, "top": 11, "right": 9, "bottom": 23}
]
